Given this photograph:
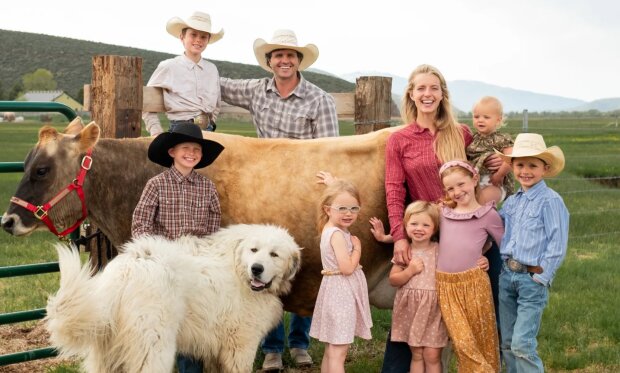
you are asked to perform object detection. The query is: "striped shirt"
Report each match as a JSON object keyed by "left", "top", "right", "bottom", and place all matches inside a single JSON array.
[
  {"left": 131, "top": 166, "right": 221, "bottom": 240},
  {"left": 143, "top": 55, "right": 221, "bottom": 135},
  {"left": 499, "top": 180, "right": 569, "bottom": 286},
  {"left": 219, "top": 74, "right": 339, "bottom": 139},
  {"left": 385, "top": 123, "right": 472, "bottom": 242}
]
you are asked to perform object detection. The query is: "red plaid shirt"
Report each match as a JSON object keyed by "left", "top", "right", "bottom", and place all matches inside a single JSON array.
[
  {"left": 132, "top": 167, "right": 221, "bottom": 240},
  {"left": 385, "top": 123, "right": 472, "bottom": 241}
]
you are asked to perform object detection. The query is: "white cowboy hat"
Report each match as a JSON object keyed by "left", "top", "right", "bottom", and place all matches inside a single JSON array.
[
  {"left": 253, "top": 29, "right": 319, "bottom": 72},
  {"left": 494, "top": 133, "right": 565, "bottom": 177},
  {"left": 166, "top": 11, "right": 224, "bottom": 44}
]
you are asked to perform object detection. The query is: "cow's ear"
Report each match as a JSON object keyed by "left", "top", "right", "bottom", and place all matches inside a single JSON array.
[
  {"left": 64, "top": 117, "right": 85, "bottom": 135},
  {"left": 74, "top": 122, "right": 101, "bottom": 151},
  {"left": 38, "top": 125, "right": 59, "bottom": 145}
]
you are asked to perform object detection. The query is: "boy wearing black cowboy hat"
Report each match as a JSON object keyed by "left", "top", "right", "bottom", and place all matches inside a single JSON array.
[
  {"left": 132, "top": 123, "right": 224, "bottom": 240},
  {"left": 132, "top": 123, "right": 224, "bottom": 372}
]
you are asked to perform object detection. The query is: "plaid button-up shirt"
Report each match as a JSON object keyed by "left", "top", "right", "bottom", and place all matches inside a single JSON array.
[
  {"left": 220, "top": 74, "right": 339, "bottom": 139},
  {"left": 132, "top": 167, "right": 221, "bottom": 240}
]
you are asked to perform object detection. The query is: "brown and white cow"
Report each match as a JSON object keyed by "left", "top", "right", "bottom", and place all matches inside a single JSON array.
[{"left": 1, "top": 118, "right": 401, "bottom": 315}]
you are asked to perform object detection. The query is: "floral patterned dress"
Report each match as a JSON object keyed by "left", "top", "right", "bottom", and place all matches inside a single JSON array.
[{"left": 309, "top": 227, "right": 373, "bottom": 344}]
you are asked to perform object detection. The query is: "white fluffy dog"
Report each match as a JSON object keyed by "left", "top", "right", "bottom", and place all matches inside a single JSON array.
[{"left": 45, "top": 224, "right": 302, "bottom": 373}]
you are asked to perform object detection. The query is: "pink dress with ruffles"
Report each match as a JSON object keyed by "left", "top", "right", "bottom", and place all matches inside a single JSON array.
[{"left": 310, "top": 227, "right": 373, "bottom": 344}]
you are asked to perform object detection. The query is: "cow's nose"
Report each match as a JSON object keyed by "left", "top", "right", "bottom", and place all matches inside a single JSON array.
[
  {"left": 251, "top": 263, "right": 264, "bottom": 276},
  {"left": 1, "top": 215, "right": 15, "bottom": 233}
]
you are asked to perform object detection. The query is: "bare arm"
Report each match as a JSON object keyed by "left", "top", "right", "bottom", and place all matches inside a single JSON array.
[
  {"left": 333, "top": 232, "right": 362, "bottom": 276},
  {"left": 389, "top": 257, "right": 424, "bottom": 287}
]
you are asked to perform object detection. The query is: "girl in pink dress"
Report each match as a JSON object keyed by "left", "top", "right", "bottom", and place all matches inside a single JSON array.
[
  {"left": 310, "top": 179, "right": 372, "bottom": 373},
  {"left": 388, "top": 201, "right": 448, "bottom": 373}
]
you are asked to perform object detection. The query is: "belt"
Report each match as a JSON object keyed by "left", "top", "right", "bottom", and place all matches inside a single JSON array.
[
  {"left": 505, "top": 258, "right": 543, "bottom": 274},
  {"left": 321, "top": 265, "right": 363, "bottom": 276},
  {"left": 170, "top": 114, "right": 211, "bottom": 129}
]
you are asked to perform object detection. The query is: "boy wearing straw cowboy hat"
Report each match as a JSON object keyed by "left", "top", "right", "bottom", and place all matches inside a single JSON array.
[
  {"left": 143, "top": 11, "right": 224, "bottom": 136},
  {"left": 495, "top": 133, "right": 569, "bottom": 372},
  {"left": 220, "top": 29, "right": 338, "bottom": 140},
  {"left": 221, "top": 29, "right": 338, "bottom": 371}
]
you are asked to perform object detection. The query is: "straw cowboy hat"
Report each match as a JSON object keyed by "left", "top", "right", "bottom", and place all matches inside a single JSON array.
[
  {"left": 166, "top": 11, "right": 224, "bottom": 44},
  {"left": 495, "top": 133, "right": 565, "bottom": 177},
  {"left": 148, "top": 123, "right": 224, "bottom": 169},
  {"left": 253, "top": 29, "right": 319, "bottom": 72}
]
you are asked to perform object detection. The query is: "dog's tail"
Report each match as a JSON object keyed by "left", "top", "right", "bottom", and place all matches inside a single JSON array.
[{"left": 45, "top": 244, "right": 105, "bottom": 358}]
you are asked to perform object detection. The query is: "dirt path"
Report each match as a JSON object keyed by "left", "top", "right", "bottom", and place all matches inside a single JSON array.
[{"left": 0, "top": 322, "right": 74, "bottom": 373}]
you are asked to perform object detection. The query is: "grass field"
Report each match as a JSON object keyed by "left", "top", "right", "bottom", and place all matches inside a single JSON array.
[{"left": 1, "top": 116, "right": 619, "bottom": 372}]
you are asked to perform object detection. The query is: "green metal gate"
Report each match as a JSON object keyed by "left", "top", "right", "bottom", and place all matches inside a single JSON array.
[{"left": 0, "top": 101, "right": 77, "bottom": 366}]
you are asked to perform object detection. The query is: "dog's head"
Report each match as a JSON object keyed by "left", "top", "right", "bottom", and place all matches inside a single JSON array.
[{"left": 225, "top": 224, "right": 302, "bottom": 295}]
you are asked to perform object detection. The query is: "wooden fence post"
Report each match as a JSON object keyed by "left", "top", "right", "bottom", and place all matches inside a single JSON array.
[
  {"left": 91, "top": 55, "right": 143, "bottom": 138},
  {"left": 87, "top": 55, "right": 143, "bottom": 269},
  {"left": 354, "top": 76, "right": 392, "bottom": 135}
]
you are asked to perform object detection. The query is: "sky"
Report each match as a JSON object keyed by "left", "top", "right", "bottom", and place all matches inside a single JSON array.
[{"left": 2, "top": 0, "right": 619, "bottom": 102}]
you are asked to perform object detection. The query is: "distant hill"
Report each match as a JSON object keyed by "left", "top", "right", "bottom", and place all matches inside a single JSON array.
[
  {"left": 341, "top": 72, "right": 620, "bottom": 113},
  {"left": 569, "top": 98, "right": 620, "bottom": 112},
  {"left": 448, "top": 80, "right": 586, "bottom": 113},
  {"left": 0, "top": 29, "right": 355, "bottom": 100}
]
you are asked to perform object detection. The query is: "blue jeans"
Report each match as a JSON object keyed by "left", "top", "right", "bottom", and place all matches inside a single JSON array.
[
  {"left": 262, "top": 313, "right": 311, "bottom": 353},
  {"left": 176, "top": 354, "right": 203, "bottom": 373},
  {"left": 499, "top": 262, "right": 549, "bottom": 373},
  {"left": 380, "top": 329, "right": 411, "bottom": 373},
  {"left": 380, "top": 244, "right": 503, "bottom": 373}
]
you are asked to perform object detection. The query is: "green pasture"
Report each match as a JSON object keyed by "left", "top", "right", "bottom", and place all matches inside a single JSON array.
[{"left": 1, "top": 116, "right": 619, "bottom": 372}]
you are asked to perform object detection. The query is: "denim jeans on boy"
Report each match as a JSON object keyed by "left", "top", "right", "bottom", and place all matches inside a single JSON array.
[
  {"left": 380, "top": 244, "right": 502, "bottom": 373},
  {"left": 499, "top": 262, "right": 549, "bottom": 373},
  {"left": 176, "top": 355, "right": 203, "bottom": 373},
  {"left": 262, "top": 313, "right": 311, "bottom": 353}
]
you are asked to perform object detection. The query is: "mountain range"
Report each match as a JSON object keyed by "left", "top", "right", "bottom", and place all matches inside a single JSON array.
[
  {"left": 1, "top": 29, "right": 617, "bottom": 114},
  {"left": 0, "top": 29, "right": 354, "bottom": 100},
  {"left": 340, "top": 72, "right": 620, "bottom": 114}
]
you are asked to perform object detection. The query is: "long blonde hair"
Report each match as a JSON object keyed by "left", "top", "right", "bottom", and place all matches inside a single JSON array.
[
  {"left": 316, "top": 180, "right": 361, "bottom": 234},
  {"left": 401, "top": 64, "right": 466, "bottom": 163}
]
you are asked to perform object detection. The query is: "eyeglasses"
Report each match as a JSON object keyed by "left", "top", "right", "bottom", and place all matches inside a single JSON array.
[{"left": 328, "top": 205, "right": 361, "bottom": 214}]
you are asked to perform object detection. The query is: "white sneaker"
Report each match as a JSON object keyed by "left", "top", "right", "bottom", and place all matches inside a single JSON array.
[{"left": 262, "top": 352, "right": 284, "bottom": 371}]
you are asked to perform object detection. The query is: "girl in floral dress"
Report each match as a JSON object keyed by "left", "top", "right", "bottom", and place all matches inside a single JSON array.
[{"left": 310, "top": 179, "right": 372, "bottom": 373}]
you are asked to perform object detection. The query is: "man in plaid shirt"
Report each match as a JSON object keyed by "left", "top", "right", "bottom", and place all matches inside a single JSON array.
[
  {"left": 220, "top": 29, "right": 338, "bottom": 371},
  {"left": 220, "top": 29, "right": 338, "bottom": 140}
]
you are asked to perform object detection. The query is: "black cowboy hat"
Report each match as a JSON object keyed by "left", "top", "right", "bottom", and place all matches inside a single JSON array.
[{"left": 148, "top": 124, "right": 224, "bottom": 169}]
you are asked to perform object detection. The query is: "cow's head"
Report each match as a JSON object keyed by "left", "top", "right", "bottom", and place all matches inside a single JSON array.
[{"left": 1, "top": 118, "right": 100, "bottom": 237}]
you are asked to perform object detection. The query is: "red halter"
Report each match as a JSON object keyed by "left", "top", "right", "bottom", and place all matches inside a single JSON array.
[{"left": 10, "top": 149, "right": 93, "bottom": 237}]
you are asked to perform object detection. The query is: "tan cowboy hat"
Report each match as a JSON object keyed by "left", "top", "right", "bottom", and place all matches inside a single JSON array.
[
  {"left": 494, "top": 133, "right": 565, "bottom": 177},
  {"left": 253, "top": 29, "right": 319, "bottom": 72},
  {"left": 166, "top": 11, "right": 224, "bottom": 44}
]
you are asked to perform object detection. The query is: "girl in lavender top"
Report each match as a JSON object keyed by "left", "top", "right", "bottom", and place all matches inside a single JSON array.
[{"left": 436, "top": 160, "right": 503, "bottom": 373}]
